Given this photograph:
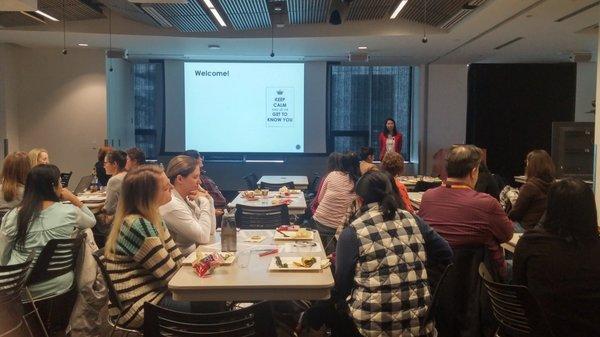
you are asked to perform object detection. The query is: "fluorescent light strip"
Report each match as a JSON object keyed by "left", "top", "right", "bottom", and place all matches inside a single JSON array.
[
  {"left": 203, "top": 0, "right": 227, "bottom": 27},
  {"left": 35, "top": 10, "right": 59, "bottom": 21},
  {"left": 245, "top": 160, "right": 284, "bottom": 163},
  {"left": 390, "top": 0, "right": 409, "bottom": 19}
]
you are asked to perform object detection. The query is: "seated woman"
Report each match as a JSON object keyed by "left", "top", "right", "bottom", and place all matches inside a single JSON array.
[
  {"left": 0, "top": 152, "right": 31, "bottom": 215},
  {"left": 335, "top": 171, "right": 452, "bottom": 337},
  {"left": 104, "top": 165, "right": 188, "bottom": 329},
  {"left": 102, "top": 150, "right": 128, "bottom": 216},
  {"left": 159, "top": 155, "right": 216, "bottom": 255},
  {"left": 94, "top": 146, "right": 112, "bottom": 186},
  {"left": 381, "top": 151, "right": 414, "bottom": 213},
  {"left": 509, "top": 150, "right": 555, "bottom": 231},
  {"left": 311, "top": 152, "right": 343, "bottom": 215},
  {"left": 0, "top": 164, "right": 96, "bottom": 299},
  {"left": 313, "top": 152, "right": 360, "bottom": 251},
  {"left": 28, "top": 148, "right": 49, "bottom": 167},
  {"left": 513, "top": 178, "right": 600, "bottom": 336}
]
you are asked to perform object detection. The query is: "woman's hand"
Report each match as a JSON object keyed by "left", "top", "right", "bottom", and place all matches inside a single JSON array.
[{"left": 60, "top": 188, "right": 84, "bottom": 208}]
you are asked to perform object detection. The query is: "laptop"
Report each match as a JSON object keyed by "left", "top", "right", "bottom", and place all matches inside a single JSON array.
[{"left": 73, "top": 175, "right": 94, "bottom": 195}]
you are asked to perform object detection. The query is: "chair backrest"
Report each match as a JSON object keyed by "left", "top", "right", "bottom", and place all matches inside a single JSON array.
[
  {"left": 425, "top": 263, "right": 453, "bottom": 322},
  {"left": 479, "top": 263, "right": 555, "bottom": 337},
  {"left": 0, "top": 252, "right": 34, "bottom": 303},
  {"left": 235, "top": 204, "right": 290, "bottom": 229},
  {"left": 92, "top": 248, "right": 124, "bottom": 312},
  {"left": 73, "top": 174, "right": 94, "bottom": 194},
  {"left": 27, "top": 233, "right": 85, "bottom": 285},
  {"left": 433, "top": 246, "right": 497, "bottom": 337},
  {"left": 307, "top": 174, "right": 320, "bottom": 194},
  {"left": 60, "top": 171, "right": 73, "bottom": 188},
  {"left": 259, "top": 181, "right": 295, "bottom": 190},
  {"left": 243, "top": 174, "right": 258, "bottom": 190},
  {"left": 143, "top": 301, "right": 277, "bottom": 337}
]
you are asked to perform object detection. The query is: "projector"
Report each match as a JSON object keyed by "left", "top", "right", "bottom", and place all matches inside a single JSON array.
[{"left": 348, "top": 53, "right": 369, "bottom": 62}]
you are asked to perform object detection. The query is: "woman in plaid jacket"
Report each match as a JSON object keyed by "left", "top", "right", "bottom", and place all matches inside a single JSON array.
[{"left": 335, "top": 171, "right": 452, "bottom": 337}]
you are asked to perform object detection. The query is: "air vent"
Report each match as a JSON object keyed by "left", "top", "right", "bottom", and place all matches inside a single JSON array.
[
  {"left": 555, "top": 1, "right": 599, "bottom": 22},
  {"left": 494, "top": 37, "right": 523, "bottom": 50},
  {"left": 440, "top": 0, "right": 487, "bottom": 29},
  {"left": 142, "top": 5, "right": 173, "bottom": 27}
]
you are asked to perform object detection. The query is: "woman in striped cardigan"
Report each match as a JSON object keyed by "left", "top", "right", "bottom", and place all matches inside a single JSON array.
[{"left": 103, "top": 164, "right": 188, "bottom": 329}]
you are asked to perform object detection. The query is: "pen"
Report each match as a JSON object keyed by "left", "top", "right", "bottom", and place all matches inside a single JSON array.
[{"left": 258, "top": 248, "right": 278, "bottom": 257}]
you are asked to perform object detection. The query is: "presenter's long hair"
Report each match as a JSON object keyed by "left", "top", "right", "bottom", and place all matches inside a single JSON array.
[
  {"left": 382, "top": 118, "right": 398, "bottom": 136},
  {"left": 105, "top": 165, "right": 167, "bottom": 258}
]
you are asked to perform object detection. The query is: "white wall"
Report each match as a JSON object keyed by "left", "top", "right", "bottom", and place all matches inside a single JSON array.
[
  {"left": 0, "top": 43, "right": 22, "bottom": 161},
  {"left": 15, "top": 48, "right": 107, "bottom": 186},
  {"left": 423, "top": 64, "right": 469, "bottom": 174},
  {"left": 575, "top": 62, "right": 597, "bottom": 122}
]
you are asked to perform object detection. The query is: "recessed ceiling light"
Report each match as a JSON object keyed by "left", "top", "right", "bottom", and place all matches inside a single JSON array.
[
  {"left": 276, "top": 23, "right": 285, "bottom": 28},
  {"left": 208, "top": 44, "right": 220, "bottom": 50},
  {"left": 35, "top": 10, "right": 59, "bottom": 21},
  {"left": 390, "top": 0, "right": 408, "bottom": 19},
  {"left": 78, "top": 43, "right": 88, "bottom": 47},
  {"left": 274, "top": 6, "right": 282, "bottom": 11},
  {"left": 358, "top": 46, "right": 368, "bottom": 50}
]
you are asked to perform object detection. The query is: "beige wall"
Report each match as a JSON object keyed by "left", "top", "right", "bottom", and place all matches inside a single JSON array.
[
  {"left": 12, "top": 47, "right": 107, "bottom": 186},
  {"left": 424, "top": 64, "right": 469, "bottom": 174},
  {"left": 0, "top": 43, "right": 22, "bottom": 159}
]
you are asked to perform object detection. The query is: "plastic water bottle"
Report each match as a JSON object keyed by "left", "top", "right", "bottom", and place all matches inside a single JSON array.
[{"left": 89, "top": 175, "right": 99, "bottom": 193}]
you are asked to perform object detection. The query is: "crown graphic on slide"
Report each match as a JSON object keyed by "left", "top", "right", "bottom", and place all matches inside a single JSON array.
[{"left": 277, "top": 90, "right": 284, "bottom": 95}]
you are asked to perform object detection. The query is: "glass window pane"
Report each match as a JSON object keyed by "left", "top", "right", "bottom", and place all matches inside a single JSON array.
[
  {"left": 133, "top": 62, "right": 164, "bottom": 159},
  {"left": 333, "top": 136, "right": 369, "bottom": 153}
]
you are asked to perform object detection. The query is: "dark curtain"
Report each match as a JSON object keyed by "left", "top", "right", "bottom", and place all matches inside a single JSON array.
[{"left": 466, "top": 63, "right": 576, "bottom": 183}]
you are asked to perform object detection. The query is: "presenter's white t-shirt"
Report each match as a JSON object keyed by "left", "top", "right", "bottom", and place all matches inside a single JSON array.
[{"left": 386, "top": 136, "right": 395, "bottom": 153}]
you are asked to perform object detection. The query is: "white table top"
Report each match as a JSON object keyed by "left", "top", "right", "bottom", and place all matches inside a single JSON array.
[
  {"left": 407, "top": 192, "right": 424, "bottom": 209},
  {"left": 501, "top": 233, "right": 522, "bottom": 253},
  {"left": 227, "top": 191, "right": 307, "bottom": 214},
  {"left": 514, "top": 175, "right": 593, "bottom": 185},
  {"left": 257, "top": 175, "right": 309, "bottom": 188},
  {"left": 397, "top": 176, "right": 442, "bottom": 186},
  {"left": 168, "top": 229, "right": 334, "bottom": 301}
]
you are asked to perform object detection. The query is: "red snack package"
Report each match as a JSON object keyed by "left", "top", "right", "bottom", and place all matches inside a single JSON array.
[{"left": 192, "top": 252, "right": 224, "bottom": 277}]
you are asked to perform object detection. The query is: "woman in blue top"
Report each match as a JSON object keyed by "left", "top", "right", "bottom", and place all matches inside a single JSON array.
[{"left": 0, "top": 164, "right": 96, "bottom": 299}]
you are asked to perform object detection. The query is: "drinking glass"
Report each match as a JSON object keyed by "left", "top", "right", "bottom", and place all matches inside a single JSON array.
[{"left": 261, "top": 189, "right": 269, "bottom": 205}]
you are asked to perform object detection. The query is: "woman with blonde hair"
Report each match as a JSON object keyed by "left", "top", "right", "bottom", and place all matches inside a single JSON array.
[
  {"left": 28, "top": 148, "right": 49, "bottom": 167},
  {"left": 103, "top": 165, "right": 188, "bottom": 329},
  {"left": 0, "top": 152, "right": 31, "bottom": 214},
  {"left": 159, "top": 155, "right": 216, "bottom": 255}
]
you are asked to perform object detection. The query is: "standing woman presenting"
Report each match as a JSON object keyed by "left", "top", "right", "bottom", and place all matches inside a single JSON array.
[{"left": 378, "top": 118, "right": 403, "bottom": 160}]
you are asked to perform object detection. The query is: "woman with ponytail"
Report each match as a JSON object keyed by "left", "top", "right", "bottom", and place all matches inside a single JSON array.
[{"left": 334, "top": 171, "right": 452, "bottom": 337}]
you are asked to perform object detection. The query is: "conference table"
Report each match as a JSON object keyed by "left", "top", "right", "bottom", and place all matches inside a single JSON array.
[
  {"left": 257, "top": 175, "right": 309, "bottom": 190},
  {"left": 77, "top": 191, "right": 106, "bottom": 214},
  {"left": 227, "top": 190, "right": 307, "bottom": 215},
  {"left": 501, "top": 233, "right": 522, "bottom": 253},
  {"left": 398, "top": 176, "right": 442, "bottom": 191},
  {"left": 168, "top": 229, "right": 334, "bottom": 301},
  {"left": 514, "top": 175, "right": 593, "bottom": 185},
  {"left": 407, "top": 192, "right": 424, "bottom": 210}
]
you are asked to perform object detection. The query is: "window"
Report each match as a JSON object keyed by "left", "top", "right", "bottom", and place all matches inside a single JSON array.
[
  {"left": 329, "top": 65, "right": 412, "bottom": 160},
  {"left": 133, "top": 62, "right": 164, "bottom": 159}
]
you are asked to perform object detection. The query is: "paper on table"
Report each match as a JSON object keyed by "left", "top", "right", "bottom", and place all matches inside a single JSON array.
[{"left": 279, "top": 242, "right": 322, "bottom": 253}]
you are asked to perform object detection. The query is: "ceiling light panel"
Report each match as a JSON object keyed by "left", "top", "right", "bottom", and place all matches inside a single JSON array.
[
  {"left": 287, "top": 0, "right": 330, "bottom": 24},
  {"left": 219, "top": 0, "right": 270, "bottom": 30},
  {"left": 151, "top": 1, "right": 217, "bottom": 32}
]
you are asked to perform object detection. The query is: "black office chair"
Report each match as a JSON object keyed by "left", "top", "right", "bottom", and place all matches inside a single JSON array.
[
  {"left": 144, "top": 301, "right": 277, "bottom": 337},
  {"left": 243, "top": 173, "right": 258, "bottom": 190},
  {"left": 0, "top": 253, "right": 35, "bottom": 337},
  {"left": 60, "top": 171, "right": 73, "bottom": 188},
  {"left": 0, "top": 209, "right": 8, "bottom": 222},
  {"left": 414, "top": 180, "right": 441, "bottom": 192},
  {"left": 260, "top": 181, "right": 295, "bottom": 190},
  {"left": 433, "top": 247, "right": 497, "bottom": 337},
  {"left": 92, "top": 249, "right": 141, "bottom": 337},
  {"left": 479, "top": 263, "right": 556, "bottom": 337},
  {"left": 24, "top": 233, "right": 85, "bottom": 336},
  {"left": 306, "top": 174, "right": 320, "bottom": 196},
  {"left": 235, "top": 204, "right": 290, "bottom": 229}
]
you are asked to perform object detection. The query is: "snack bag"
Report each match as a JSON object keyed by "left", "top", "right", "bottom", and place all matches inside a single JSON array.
[{"left": 192, "top": 252, "right": 224, "bottom": 277}]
